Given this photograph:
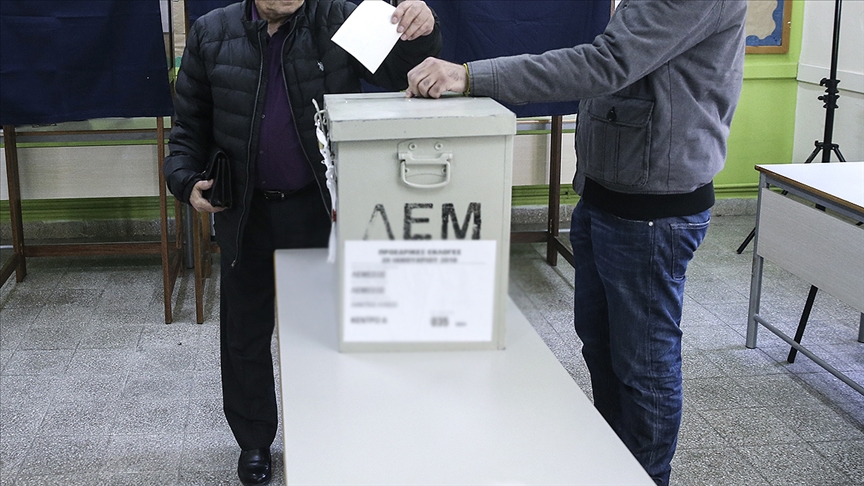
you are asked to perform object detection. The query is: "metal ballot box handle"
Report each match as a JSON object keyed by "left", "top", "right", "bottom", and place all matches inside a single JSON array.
[{"left": 398, "top": 139, "right": 452, "bottom": 189}]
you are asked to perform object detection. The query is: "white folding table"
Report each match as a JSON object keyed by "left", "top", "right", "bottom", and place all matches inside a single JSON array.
[
  {"left": 746, "top": 162, "right": 864, "bottom": 395},
  {"left": 274, "top": 248, "right": 654, "bottom": 485}
]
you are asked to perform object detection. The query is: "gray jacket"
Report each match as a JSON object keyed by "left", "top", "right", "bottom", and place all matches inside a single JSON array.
[{"left": 468, "top": 0, "right": 746, "bottom": 200}]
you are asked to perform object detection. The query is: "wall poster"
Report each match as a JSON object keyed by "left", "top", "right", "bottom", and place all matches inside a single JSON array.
[{"left": 746, "top": 0, "right": 792, "bottom": 54}]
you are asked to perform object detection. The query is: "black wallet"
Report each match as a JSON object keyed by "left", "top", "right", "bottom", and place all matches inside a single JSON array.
[{"left": 201, "top": 148, "right": 232, "bottom": 208}]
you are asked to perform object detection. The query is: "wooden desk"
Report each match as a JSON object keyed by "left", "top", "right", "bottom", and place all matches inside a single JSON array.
[
  {"left": 1, "top": 122, "right": 184, "bottom": 323},
  {"left": 509, "top": 115, "right": 575, "bottom": 267},
  {"left": 746, "top": 162, "right": 864, "bottom": 395},
  {"left": 274, "top": 249, "right": 653, "bottom": 485}
]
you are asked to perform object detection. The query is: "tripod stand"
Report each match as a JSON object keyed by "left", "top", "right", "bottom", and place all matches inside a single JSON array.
[
  {"left": 736, "top": 0, "right": 859, "bottom": 363},
  {"left": 737, "top": 0, "right": 847, "bottom": 254}
]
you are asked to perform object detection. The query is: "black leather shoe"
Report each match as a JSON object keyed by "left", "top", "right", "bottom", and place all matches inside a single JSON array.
[{"left": 237, "top": 448, "right": 271, "bottom": 485}]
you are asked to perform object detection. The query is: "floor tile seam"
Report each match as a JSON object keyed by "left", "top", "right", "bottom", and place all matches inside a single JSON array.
[
  {"left": 42, "top": 393, "right": 120, "bottom": 414},
  {"left": 701, "top": 346, "right": 793, "bottom": 368},
  {"left": 511, "top": 266, "right": 573, "bottom": 305},
  {"left": 673, "top": 443, "right": 775, "bottom": 485},
  {"left": 103, "top": 470, "right": 182, "bottom": 482},
  {"left": 685, "top": 409, "right": 739, "bottom": 446},
  {"left": 548, "top": 265, "right": 576, "bottom": 291},
  {"left": 73, "top": 342, "right": 141, "bottom": 353},
  {"left": 98, "top": 455, "right": 185, "bottom": 476},
  {"left": 692, "top": 297, "right": 748, "bottom": 311},
  {"left": 114, "top": 385, "right": 195, "bottom": 404},
  {"left": 759, "top": 306, "right": 860, "bottom": 331},
  {"left": 22, "top": 318, "right": 93, "bottom": 336},
  {"left": 773, "top": 333, "right": 864, "bottom": 349},
  {"left": 763, "top": 350, "right": 852, "bottom": 373},
  {"left": 820, "top": 403, "right": 864, "bottom": 433},
  {"left": 108, "top": 368, "right": 136, "bottom": 403},
  {"left": 755, "top": 440, "right": 860, "bottom": 485},
  {"left": 719, "top": 385, "right": 824, "bottom": 411},
  {"left": 1, "top": 347, "right": 79, "bottom": 378},
  {"left": 782, "top": 369, "right": 864, "bottom": 408},
  {"left": 697, "top": 400, "right": 844, "bottom": 445},
  {"left": 803, "top": 436, "right": 864, "bottom": 468},
  {"left": 706, "top": 427, "right": 808, "bottom": 449},
  {"left": 0, "top": 306, "right": 40, "bottom": 330},
  {"left": 805, "top": 437, "right": 864, "bottom": 453},
  {"left": 730, "top": 444, "right": 812, "bottom": 486},
  {"left": 61, "top": 341, "right": 85, "bottom": 377},
  {"left": 724, "top": 369, "right": 819, "bottom": 393},
  {"left": 803, "top": 350, "right": 864, "bottom": 375},
  {"left": 759, "top": 400, "right": 864, "bottom": 436},
  {"left": 692, "top": 404, "right": 814, "bottom": 427},
  {"left": 510, "top": 282, "right": 567, "bottom": 331},
  {"left": 525, "top": 244, "right": 575, "bottom": 286},
  {"left": 0, "top": 340, "right": 24, "bottom": 376},
  {"left": 704, "top": 319, "right": 747, "bottom": 349}
]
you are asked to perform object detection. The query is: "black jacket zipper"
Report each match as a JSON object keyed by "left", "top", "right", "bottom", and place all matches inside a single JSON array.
[{"left": 233, "top": 23, "right": 267, "bottom": 268}]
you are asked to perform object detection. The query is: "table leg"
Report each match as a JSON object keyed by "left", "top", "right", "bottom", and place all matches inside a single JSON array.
[
  {"left": 746, "top": 254, "right": 764, "bottom": 349},
  {"left": 1, "top": 125, "right": 27, "bottom": 285},
  {"left": 157, "top": 117, "right": 182, "bottom": 323},
  {"left": 546, "top": 116, "right": 563, "bottom": 266},
  {"left": 858, "top": 314, "right": 864, "bottom": 343},
  {"left": 746, "top": 178, "right": 767, "bottom": 349}
]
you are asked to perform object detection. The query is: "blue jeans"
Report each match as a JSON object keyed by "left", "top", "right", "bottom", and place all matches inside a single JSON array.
[{"left": 569, "top": 200, "right": 710, "bottom": 486}]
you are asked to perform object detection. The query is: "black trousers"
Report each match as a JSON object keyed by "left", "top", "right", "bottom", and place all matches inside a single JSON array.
[{"left": 217, "top": 186, "right": 330, "bottom": 450}]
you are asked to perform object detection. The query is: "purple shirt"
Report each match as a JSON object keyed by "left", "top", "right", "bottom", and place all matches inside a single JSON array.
[{"left": 253, "top": 4, "right": 314, "bottom": 191}]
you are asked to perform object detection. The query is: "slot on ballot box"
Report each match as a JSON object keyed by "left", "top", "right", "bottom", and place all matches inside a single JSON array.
[{"left": 318, "top": 93, "right": 516, "bottom": 352}]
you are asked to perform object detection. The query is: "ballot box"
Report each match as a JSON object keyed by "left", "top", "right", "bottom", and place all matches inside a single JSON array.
[{"left": 318, "top": 92, "right": 516, "bottom": 352}]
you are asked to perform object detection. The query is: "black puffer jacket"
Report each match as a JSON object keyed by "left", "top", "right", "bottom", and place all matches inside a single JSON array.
[{"left": 164, "top": 0, "right": 441, "bottom": 264}]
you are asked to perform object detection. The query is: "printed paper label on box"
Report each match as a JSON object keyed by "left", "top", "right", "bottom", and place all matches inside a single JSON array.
[{"left": 343, "top": 240, "right": 497, "bottom": 343}]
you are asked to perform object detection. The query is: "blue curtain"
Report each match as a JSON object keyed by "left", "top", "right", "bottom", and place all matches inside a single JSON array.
[
  {"left": 426, "top": 0, "right": 610, "bottom": 117},
  {"left": 182, "top": 0, "right": 610, "bottom": 115},
  {"left": 0, "top": 0, "right": 174, "bottom": 125},
  {"left": 186, "top": 0, "right": 235, "bottom": 28}
]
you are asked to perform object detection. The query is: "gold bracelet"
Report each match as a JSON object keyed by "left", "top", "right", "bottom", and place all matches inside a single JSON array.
[{"left": 462, "top": 63, "right": 471, "bottom": 96}]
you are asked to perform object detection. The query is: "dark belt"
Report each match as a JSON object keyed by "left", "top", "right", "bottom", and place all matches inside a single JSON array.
[{"left": 256, "top": 184, "right": 314, "bottom": 201}]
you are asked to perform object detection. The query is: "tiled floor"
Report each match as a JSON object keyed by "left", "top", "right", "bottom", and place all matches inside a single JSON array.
[{"left": 1, "top": 213, "right": 862, "bottom": 485}]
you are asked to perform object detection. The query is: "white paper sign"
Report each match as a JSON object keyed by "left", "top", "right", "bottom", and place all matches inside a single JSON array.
[
  {"left": 331, "top": 0, "right": 402, "bottom": 74},
  {"left": 343, "top": 240, "right": 497, "bottom": 343}
]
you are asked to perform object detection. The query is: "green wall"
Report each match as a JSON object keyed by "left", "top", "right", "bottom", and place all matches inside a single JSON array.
[
  {"left": 716, "top": 0, "right": 804, "bottom": 199},
  {"left": 0, "top": 197, "right": 162, "bottom": 223}
]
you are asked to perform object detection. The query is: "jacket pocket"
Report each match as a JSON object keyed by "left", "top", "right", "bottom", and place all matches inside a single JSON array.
[{"left": 579, "top": 95, "right": 653, "bottom": 188}]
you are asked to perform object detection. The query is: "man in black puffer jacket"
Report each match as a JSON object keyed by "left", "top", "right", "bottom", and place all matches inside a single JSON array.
[{"left": 164, "top": 1, "right": 440, "bottom": 484}]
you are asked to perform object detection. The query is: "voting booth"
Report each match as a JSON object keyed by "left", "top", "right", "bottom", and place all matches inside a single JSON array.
[{"left": 318, "top": 93, "right": 516, "bottom": 352}]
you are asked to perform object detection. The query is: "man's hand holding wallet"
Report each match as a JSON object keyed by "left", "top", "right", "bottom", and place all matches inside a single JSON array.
[{"left": 189, "top": 148, "right": 232, "bottom": 213}]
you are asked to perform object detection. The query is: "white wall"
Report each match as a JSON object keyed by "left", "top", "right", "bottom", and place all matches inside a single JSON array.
[
  {"left": 0, "top": 122, "right": 571, "bottom": 201},
  {"left": 512, "top": 127, "right": 577, "bottom": 186},
  {"left": 1, "top": 119, "right": 165, "bottom": 200},
  {"left": 793, "top": 0, "right": 864, "bottom": 163}
]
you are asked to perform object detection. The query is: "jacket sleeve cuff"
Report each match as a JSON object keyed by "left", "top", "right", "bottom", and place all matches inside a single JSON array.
[
  {"left": 180, "top": 175, "right": 202, "bottom": 205},
  {"left": 466, "top": 60, "right": 496, "bottom": 98}
]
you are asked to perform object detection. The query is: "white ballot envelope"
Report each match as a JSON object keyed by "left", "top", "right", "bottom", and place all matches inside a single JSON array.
[{"left": 331, "top": 0, "right": 402, "bottom": 73}]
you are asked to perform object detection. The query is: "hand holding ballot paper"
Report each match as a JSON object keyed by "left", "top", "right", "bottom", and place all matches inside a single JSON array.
[{"left": 332, "top": 0, "right": 435, "bottom": 73}]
